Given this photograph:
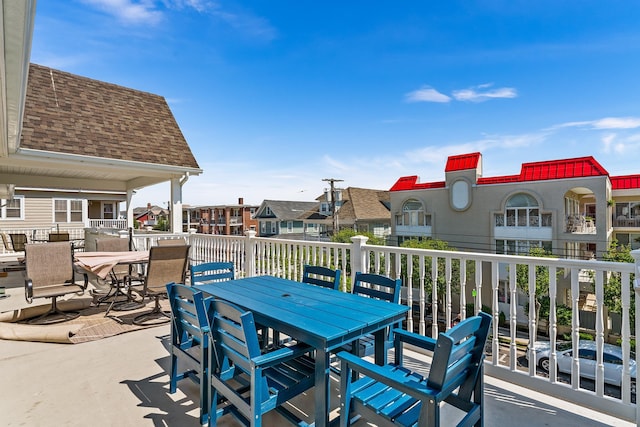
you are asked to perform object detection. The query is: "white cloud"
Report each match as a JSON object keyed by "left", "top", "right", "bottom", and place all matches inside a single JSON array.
[
  {"left": 81, "top": 0, "right": 164, "bottom": 25},
  {"left": 404, "top": 86, "right": 451, "bottom": 103},
  {"left": 405, "top": 83, "right": 516, "bottom": 104},
  {"left": 552, "top": 116, "right": 640, "bottom": 130},
  {"left": 592, "top": 117, "right": 640, "bottom": 129},
  {"left": 452, "top": 84, "right": 517, "bottom": 102}
]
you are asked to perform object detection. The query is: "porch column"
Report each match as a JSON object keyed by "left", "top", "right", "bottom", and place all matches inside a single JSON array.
[
  {"left": 170, "top": 177, "right": 183, "bottom": 233},
  {"left": 126, "top": 189, "right": 135, "bottom": 229}
]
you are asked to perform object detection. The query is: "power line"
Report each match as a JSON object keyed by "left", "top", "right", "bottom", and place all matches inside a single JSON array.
[{"left": 322, "top": 178, "right": 343, "bottom": 233}]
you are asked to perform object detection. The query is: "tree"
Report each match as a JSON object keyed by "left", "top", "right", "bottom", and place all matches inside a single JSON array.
[
  {"left": 601, "top": 239, "right": 635, "bottom": 325},
  {"left": 330, "top": 228, "right": 385, "bottom": 246},
  {"left": 516, "top": 247, "right": 556, "bottom": 327},
  {"left": 399, "top": 238, "right": 471, "bottom": 309}
]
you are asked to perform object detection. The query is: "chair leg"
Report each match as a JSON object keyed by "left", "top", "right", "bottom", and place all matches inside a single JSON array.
[
  {"left": 132, "top": 295, "right": 170, "bottom": 325},
  {"left": 27, "top": 296, "right": 80, "bottom": 325}
]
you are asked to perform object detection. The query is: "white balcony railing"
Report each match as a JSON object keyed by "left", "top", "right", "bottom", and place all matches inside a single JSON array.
[
  {"left": 2, "top": 227, "right": 636, "bottom": 421},
  {"left": 130, "top": 231, "right": 640, "bottom": 423}
]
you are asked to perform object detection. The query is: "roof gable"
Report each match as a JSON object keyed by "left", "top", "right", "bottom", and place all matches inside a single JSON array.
[{"left": 20, "top": 64, "right": 199, "bottom": 169}]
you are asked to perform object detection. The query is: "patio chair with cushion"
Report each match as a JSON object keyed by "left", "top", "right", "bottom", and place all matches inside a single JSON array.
[
  {"left": 9, "top": 233, "right": 28, "bottom": 252},
  {"left": 190, "top": 261, "right": 234, "bottom": 286},
  {"left": 132, "top": 244, "right": 190, "bottom": 326},
  {"left": 1, "top": 232, "right": 26, "bottom": 271},
  {"left": 166, "top": 282, "right": 212, "bottom": 424},
  {"left": 23, "top": 241, "right": 88, "bottom": 324},
  {"left": 302, "top": 264, "right": 341, "bottom": 290},
  {"left": 48, "top": 232, "right": 70, "bottom": 242},
  {"left": 207, "top": 298, "right": 316, "bottom": 427},
  {"left": 337, "top": 311, "right": 492, "bottom": 427}
]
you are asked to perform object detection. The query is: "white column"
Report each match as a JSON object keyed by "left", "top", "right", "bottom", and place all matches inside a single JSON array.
[
  {"left": 126, "top": 189, "right": 135, "bottom": 230},
  {"left": 170, "top": 177, "right": 183, "bottom": 234}
]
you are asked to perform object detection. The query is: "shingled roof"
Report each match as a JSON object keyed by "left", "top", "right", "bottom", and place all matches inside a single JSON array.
[
  {"left": 20, "top": 63, "right": 199, "bottom": 169},
  {"left": 335, "top": 187, "right": 390, "bottom": 224}
]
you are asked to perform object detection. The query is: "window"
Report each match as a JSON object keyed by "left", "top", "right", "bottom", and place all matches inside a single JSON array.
[
  {"left": 54, "top": 199, "right": 84, "bottom": 223},
  {"left": 287, "top": 221, "right": 293, "bottom": 232},
  {"left": 261, "top": 222, "right": 266, "bottom": 234},
  {"left": 0, "top": 197, "right": 24, "bottom": 220},
  {"left": 270, "top": 221, "right": 276, "bottom": 234},
  {"left": 396, "top": 199, "right": 430, "bottom": 226},
  {"left": 495, "top": 239, "right": 552, "bottom": 255},
  {"left": 504, "top": 193, "right": 542, "bottom": 228},
  {"left": 265, "top": 207, "right": 272, "bottom": 216}
]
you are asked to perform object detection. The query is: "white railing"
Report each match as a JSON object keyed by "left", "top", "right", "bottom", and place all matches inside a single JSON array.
[
  {"left": 88, "top": 219, "right": 127, "bottom": 229},
  {"left": 126, "top": 230, "right": 639, "bottom": 423}
]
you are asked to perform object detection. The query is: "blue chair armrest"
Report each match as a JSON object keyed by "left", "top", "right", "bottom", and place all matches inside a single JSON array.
[
  {"left": 252, "top": 342, "right": 313, "bottom": 368},
  {"left": 393, "top": 328, "right": 437, "bottom": 352},
  {"left": 336, "top": 351, "right": 434, "bottom": 399}
]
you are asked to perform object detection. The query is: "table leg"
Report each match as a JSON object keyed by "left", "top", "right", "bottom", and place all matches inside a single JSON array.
[
  {"left": 374, "top": 329, "right": 387, "bottom": 365},
  {"left": 314, "top": 349, "right": 330, "bottom": 427}
]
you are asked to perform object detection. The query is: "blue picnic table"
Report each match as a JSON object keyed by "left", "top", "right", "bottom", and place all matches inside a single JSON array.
[{"left": 196, "top": 275, "right": 409, "bottom": 427}]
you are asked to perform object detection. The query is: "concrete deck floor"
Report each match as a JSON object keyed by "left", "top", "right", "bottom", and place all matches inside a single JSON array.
[{"left": 0, "top": 270, "right": 634, "bottom": 427}]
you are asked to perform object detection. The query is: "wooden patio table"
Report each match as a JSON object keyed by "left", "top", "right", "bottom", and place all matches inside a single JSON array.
[{"left": 196, "top": 275, "right": 409, "bottom": 427}]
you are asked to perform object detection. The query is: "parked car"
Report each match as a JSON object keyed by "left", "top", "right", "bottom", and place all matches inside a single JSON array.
[{"left": 528, "top": 340, "right": 636, "bottom": 394}]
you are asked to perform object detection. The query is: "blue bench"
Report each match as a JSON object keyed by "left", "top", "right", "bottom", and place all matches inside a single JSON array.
[{"left": 337, "top": 311, "right": 492, "bottom": 427}]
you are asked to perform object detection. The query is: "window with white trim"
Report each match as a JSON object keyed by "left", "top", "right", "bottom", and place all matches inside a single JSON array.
[
  {"left": 0, "top": 197, "right": 24, "bottom": 220},
  {"left": 395, "top": 199, "right": 431, "bottom": 226},
  {"left": 54, "top": 199, "right": 83, "bottom": 223}
]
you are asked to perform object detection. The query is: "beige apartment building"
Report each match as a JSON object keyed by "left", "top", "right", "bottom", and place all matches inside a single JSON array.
[
  {"left": 389, "top": 152, "right": 640, "bottom": 327},
  {"left": 390, "top": 152, "right": 640, "bottom": 259}
]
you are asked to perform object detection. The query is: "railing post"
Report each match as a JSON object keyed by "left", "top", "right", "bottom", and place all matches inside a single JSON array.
[
  {"left": 350, "top": 235, "right": 368, "bottom": 283},
  {"left": 245, "top": 230, "right": 257, "bottom": 278},
  {"left": 631, "top": 249, "right": 640, "bottom": 426}
]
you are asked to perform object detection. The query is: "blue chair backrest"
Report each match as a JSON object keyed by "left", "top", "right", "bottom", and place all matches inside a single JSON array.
[
  {"left": 302, "top": 264, "right": 341, "bottom": 290},
  {"left": 167, "top": 282, "right": 210, "bottom": 349},
  {"left": 209, "top": 299, "right": 271, "bottom": 399},
  {"left": 352, "top": 272, "right": 401, "bottom": 303},
  {"left": 190, "top": 261, "right": 234, "bottom": 286},
  {"left": 428, "top": 311, "right": 492, "bottom": 395}
]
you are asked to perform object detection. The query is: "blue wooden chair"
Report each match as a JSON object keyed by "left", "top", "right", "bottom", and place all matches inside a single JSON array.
[
  {"left": 347, "top": 272, "right": 402, "bottom": 357},
  {"left": 190, "top": 261, "right": 234, "bottom": 286},
  {"left": 337, "top": 311, "right": 492, "bottom": 427},
  {"left": 166, "top": 282, "right": 212, "bottom": 424},
  {"left": 302, "top": 264, "right": 341, "bottom": 290},
  {"left": 207, "top": 298, "right": 316, "bottom": 427}
]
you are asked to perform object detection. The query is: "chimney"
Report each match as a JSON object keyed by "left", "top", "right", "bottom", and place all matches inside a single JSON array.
[
  {"left": 147, "top": 202, "right": 151, "bottom": 210},
  {"left": 238, "top": 197, "right": 244, "bottom": 205}
]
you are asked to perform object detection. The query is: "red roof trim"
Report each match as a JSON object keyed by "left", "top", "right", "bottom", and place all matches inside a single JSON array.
[
  {"left": 481, "top": 156, "right": 608, "bottom": 184},
  {"left": 445, "top": 152, "right": 481, "bottom": 172},
  {"left": 611, "top": 174, "right": 640, "bottom": 190},
  {"left": 389, "top": 176, "right": 445, "bottom": 191},
  {"left": 390, "top": 154, "right": 622, "bottom": 192}
]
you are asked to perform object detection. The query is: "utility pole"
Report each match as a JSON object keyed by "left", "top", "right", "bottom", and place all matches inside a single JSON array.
[{"left": 322, "top": 178, "right": 343, "bottom": 234}]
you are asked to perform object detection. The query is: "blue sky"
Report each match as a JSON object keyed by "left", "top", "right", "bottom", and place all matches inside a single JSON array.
[{"left": 31, "top": 1, "right": 640, "bottom": 207}]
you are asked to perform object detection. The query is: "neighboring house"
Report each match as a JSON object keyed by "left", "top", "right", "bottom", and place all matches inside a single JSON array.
[
  {"left": 254, "top": 200, "right": 319, "bottom": 238},
  {"left": 0, "top": 63, "right": 202, "bottom": 237},
  {"left": 133, "top": 204, "right": 169, "bottom": 229},
  {"left": 185, "top": 198, "right": 259, "bottom": 235},
  {"left": 322, "top": 187, "right": 391, "bottom": 237}
]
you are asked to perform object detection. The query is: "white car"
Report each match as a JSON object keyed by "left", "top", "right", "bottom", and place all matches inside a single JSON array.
[{"left": 529, "top": 340, "right": 636, "bottom": 394}]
